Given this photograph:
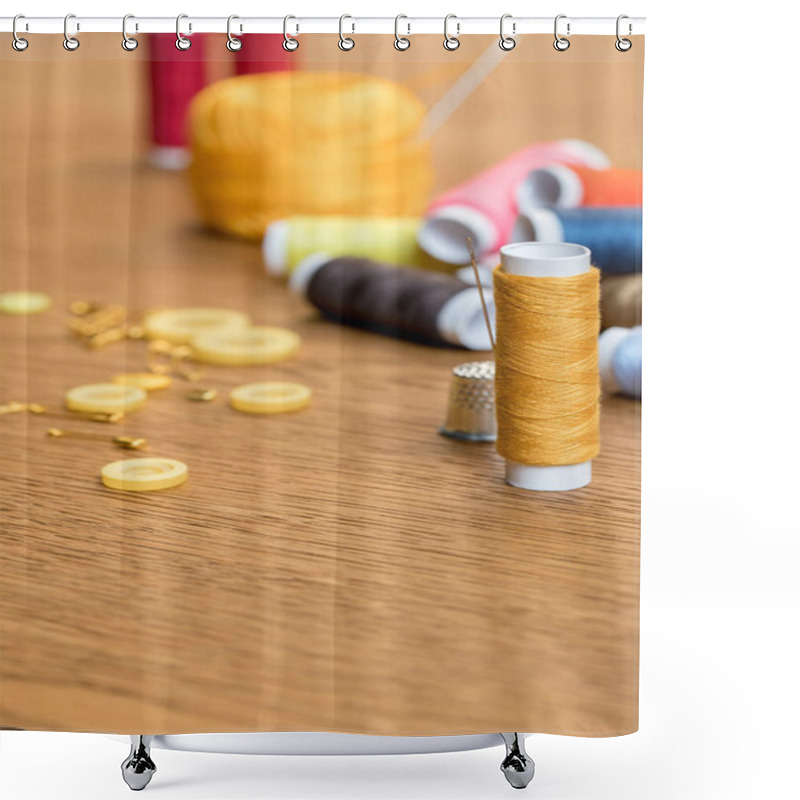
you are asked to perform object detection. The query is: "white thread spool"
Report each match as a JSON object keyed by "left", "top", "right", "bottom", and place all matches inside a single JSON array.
[{"left": 498, "top": 242, "right": 595, "bottom": 492}]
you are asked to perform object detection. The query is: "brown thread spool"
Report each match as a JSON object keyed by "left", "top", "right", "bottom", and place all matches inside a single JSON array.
[
  {"left": 601, "top": 272, "right": 642, "bottom": 330},
  {"left": 494, "top": 243, "right": 600, "bottom": 491}
]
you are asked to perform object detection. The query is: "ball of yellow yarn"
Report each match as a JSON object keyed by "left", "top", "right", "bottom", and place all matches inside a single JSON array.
[{"left": 189, "top": 72, "right": 433, "bottom": 240}]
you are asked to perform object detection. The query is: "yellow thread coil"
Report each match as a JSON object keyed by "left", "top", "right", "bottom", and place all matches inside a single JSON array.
[
  {"left": 493, "top": 266, "right": 601, "bottom": 468},
  {"left": 189, "top": 72, "right": 433, "bottom": 240}
]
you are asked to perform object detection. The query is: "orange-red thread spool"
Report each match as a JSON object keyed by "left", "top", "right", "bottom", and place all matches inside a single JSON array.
[{"left": 518, "top": 165, "right": 642, "bottom": 211}]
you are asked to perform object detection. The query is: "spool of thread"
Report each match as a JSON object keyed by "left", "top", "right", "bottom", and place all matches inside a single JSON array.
[
  {"left": 290, "top": 256, "right": 494, "bottom": 351},
  {"left": 493, "top": 242, "right": 600, "bottom": 492},
  {"left": 517, "top": 165, "right": 642, "bottom": 211},
  {"left": 417, "top": 139, "right": 609, "bottom": 265},
  {"left": 598, "top": 326, "right": 641, "bottom": 398},
  {"left": 189, "top": 73, "right": 433, "bottom": 240},
  {"left": 264, "top": 217, "right": 425, "bottom": 277},
  {"left": 601, "top": 273, "right": 642, "bottom": 330},
  {"left": 512, "top": 207, "right": 641, "bottom": 275},
  {"left": 147, "top": 33, "right": 208, "bottom": 170},
  {"left": 233, "top": 34, "right": 294, "bottom": 75}
]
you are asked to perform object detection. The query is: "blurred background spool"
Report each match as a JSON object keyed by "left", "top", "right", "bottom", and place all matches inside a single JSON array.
[
  {"left": 263, "top": 216, "right": 429, "bottom": 277},
  {"left": 512, "top": 206, "right": 642, "bottom": 275},
  {"left": 417, "top": 139, "right": 609, "bottom": 265},
  {"left": 599, "top": 326, "right": 642, "bottom": 398},
  {"left": 517, "top": 165, "right": 642, "bottom": 211},
  {"left": 494, "top": 242, "right": 600, "bottom": 492},
  {"left": 601, "top": 272, "right": 642, "bottom": 330},
  {"left": 290, "top": 255, "right": 494, "bottom": 350},
  {"left": 189, "top": 72, "right": 433, "bottom": 240}
]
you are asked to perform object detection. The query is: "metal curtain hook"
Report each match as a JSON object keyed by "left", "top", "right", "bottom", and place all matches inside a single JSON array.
[
  {"left": 63, "top": 13, "right": 80, "bottom": 51},
  {"left": 176, "top": 14, "right": 192, "bottom": 50},
  {"left": 227, "top": 15, "right": 243, "bottom": 52},
  {"left": 615, "top": 14, "right": 632, "bottom": 51},
  {"left": 394, "top": 15, "right": 410, "bottom": 51},
  {"left": 122, "top": 14, "right": 138, "bottom": 51},
  {"left": 443, "top": 14, "right": 460, "bottom": 51},
  {"left": 338, "top": 14, "right": 355, "bottom": 51},
  {"left": 499, "top": 14, "right": 516, "bottom": 51},
  {"left": 12, "top": 14, "right": 29, "bottom": 51},
  {"left": 554, "top": 14, "right": 570, "bottom": 51},
  {"left": 283, "top": 15, "right": 299, "bottom": 51}
]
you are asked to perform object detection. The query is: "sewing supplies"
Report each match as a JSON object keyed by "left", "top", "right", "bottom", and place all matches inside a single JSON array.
[
  {"left": 0, "top": 291, "right": 52, "bottom": 315},
  {"left": 417, "top": 140, "right": 609, "bottom": 264},
  {"left": 113, "top": 373, "right": 173, "bottom": 392},
  {"left": 598, "top": 326, "right": 642, "bottom": 398},
  {"left": 229, "top": 382, "right": 311, "bottom": 414},
  {"left": 65, "top": 384, "right": 147, "bottom": 416},
  {"left": 291, "top": 255, "right": 494, "bottom": 350},
  {"left": 143, "top": 308, "right": 251, "bottom": 344},
  {"left": 100, "top": 458, "right": 188, "bottom": 492},
  {"left": 440, "top": 361, "right": 497, "bottom": 442},
  {"left": 601, "top": 273, "right": 642, "bottom": 330},
  {"left": 189, "top": 72, "right": 432, "bottom": 239},
  {"left": 511, "top": 207, "right": 642, "bottom": 275},
  {"left": 47, "top": 428, "right": 147, "bottom": 450},
  {"left": 516, "top": 165, "right": 642, "bottom": 211},
  {"left": 263, "top": 216, "right": 426, "bottom": 277},
  {"left": 68, "top": 303, "right": 144, "bottom": 348},
  {"left": 147, "top": 33, "right": 207, "bottom": 170},
  {"left": 26, "top": 403, "right": 124, "bottom": 423},
  {"left": 191, "top": 326, "right": 300, "bottom": 366},
  {"left": 493, "top": 242, "right": 600, "bottom": 492},
  {"left": 187, "top": 388, "right": 218, "bottom": 402},
  {"left": 0, "top": 401, "right": 28, "bottom": 415},
  {"left": 147, "top": 340, "right": 201, "bottom": 380}
]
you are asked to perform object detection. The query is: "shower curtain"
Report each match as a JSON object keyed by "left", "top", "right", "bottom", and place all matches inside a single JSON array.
[{"left": 0, "top": 27, "right": 643, "bottom": 739}]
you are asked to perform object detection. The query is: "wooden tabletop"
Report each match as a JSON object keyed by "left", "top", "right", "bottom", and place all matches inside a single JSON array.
[{"left": 0, "top": 36, "right": 641, "bottom": 736}]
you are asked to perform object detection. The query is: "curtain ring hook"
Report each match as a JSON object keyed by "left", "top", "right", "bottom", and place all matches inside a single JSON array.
[
  {"left": 122, "top": 14, "right": 139, "bottom": 51},
  {"left": 283, "top": 15, "right": 299, "bottom": 51},
  {"left": 443, "top": 14, "right": 460, "bottom": 51},
  {"left": 554, "top": 14, "right": 570, "bottom": 51},
  {"left": 176, "top": 14, "right": 192, "bottom": 50},
  {"left": 615, "top": 14, "right": 632, "bottom": 51},
  {"left": 338, "top": 14, "right": 355, "bottom": 51},
  {"left": 499, "top": 14, "right": 516, "bottom": 51},
  {"left": 227, "top": 15, "right": 243, "bottom": 52},
  {"left": 394, "top": 15, "right": 410, "bottom": 51},
  {"left": 63, "top": 13, "right": 80, "bottom": 51},
  {"left": 12, "top": 14, "right": 29, "bottom": 52}
]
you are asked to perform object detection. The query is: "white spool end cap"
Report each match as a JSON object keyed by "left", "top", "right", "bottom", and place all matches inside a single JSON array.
[
  {"left": 598, "top": 327, "right": 630, "bottom": 394},
  {"left": 516, "top": 164, "right": 584, "bottom": 214},
  {"left": 558, "top": 138, "right": 611, "bottom": 169},
  {"left": 510, "top": 209, "right": 564, "bottom": 245},
  {"left": 437, "top": 287, "right": 495, "bottom": 351},
  {"left": 289, "top": 253, "right": 331, "bottom": 296},
  {"left": 417, "top": 205, "right": 495, "bottom": 265},
  {"left": 499, "top": 242, "right": 594, "bottom": 492},
  {"left": 148, "top": 146, "right": 191, "bottom": 171},
  {"left": 263, "top": 220, "right": 289, "bottom": 276}
]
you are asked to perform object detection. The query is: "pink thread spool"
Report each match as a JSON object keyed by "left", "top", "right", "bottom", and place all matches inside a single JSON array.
[
  {"left": 233, "top": 35, "right": 294, "bottom": 75},
  {"left": 147, "top": 33, "right": 208, "bottom": 170},
  {"left": 417, "top": 140, "right": 609, "bottom": 265},
  {"left": 517, "top": 165, "right": 643, "bottom": 212}
]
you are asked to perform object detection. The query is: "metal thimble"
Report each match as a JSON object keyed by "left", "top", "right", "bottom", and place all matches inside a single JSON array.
[{"left": 439, "top": 361, "right": 496, "bottom": 442}]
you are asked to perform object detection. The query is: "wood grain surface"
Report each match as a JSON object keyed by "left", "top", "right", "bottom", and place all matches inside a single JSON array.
[{"left": 0, "top": 35, "right": 642, "bottom": 736}]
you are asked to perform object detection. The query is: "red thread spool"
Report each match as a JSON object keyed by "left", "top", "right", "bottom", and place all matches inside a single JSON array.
[
  {"left": 233, "top": 35, "right": 294, "bottom": 76},
  {"left": 147, "top": 33, "right": 208, "bottom": 169},
  {"left": 518, "top": 165, "right": 642, "bottom": 211}
]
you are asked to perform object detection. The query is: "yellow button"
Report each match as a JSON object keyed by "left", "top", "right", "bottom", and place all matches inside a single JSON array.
[
  {"left": 230, "top": 382, "right": 311, "bottom": 414},
  {"left": 112, "top": 372, "right": 172, "bottom": 392},
  {"left": 143, "top": 308, "right": 251, "bottom": 344},
  {"left": 101, "top": 458, "right": 188, "bottom": 492},
  {"left": 65, "top": 383, "right": 147, "bottom": 415},
  {"left": 192, "top": 326, "right": 300, "bottom": 366},
  {"left": 0, "top": 291, "right": 52, "bottom": 315}
]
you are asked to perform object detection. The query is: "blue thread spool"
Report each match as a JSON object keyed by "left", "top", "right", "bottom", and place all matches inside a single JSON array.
[
  {"left": 598, "top": 326, "right": 641, "bottom": 398},
  {"left": 511, "top": 207, "right": 641, "bottom": 275}
]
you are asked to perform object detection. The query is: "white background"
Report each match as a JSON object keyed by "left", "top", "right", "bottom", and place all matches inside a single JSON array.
[{"left": 2, "top": 1, "right": 799, "bottom": 799}]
